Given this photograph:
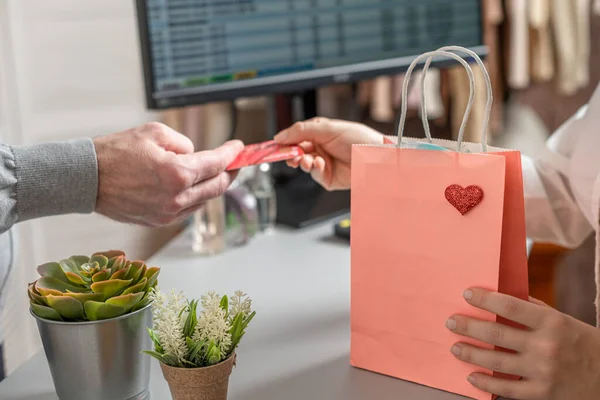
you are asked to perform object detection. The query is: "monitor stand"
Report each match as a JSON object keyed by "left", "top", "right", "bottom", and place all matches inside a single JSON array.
[{"left": 267, "top": 90, "right": 350, "bottom": 228}]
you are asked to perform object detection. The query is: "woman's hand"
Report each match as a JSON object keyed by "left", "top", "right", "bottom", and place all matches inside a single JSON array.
[
  {"left": 274, "top": 117, "right": 384, "bottom": 190},
  {"left": 446, "top": 288, "right": 600, "bottom": 399}
]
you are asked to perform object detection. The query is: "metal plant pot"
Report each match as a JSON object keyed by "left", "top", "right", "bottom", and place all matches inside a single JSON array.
[{"left": 31, "top": 303, "right": 152, "bottom": 400}]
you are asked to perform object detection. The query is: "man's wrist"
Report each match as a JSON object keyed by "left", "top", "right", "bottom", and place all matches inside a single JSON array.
[{"left": 11, "top": 138, "right": 98, "bottom": 222}]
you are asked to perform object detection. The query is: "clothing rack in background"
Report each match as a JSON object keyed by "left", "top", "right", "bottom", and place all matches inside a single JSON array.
[{"left": 347, "top": 0, "right": 600, "bottom": 142}]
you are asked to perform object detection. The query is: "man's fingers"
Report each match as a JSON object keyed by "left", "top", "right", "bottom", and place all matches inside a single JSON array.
[
  {"left": 181, "top": 140, "right": 244, "bottom": 184},
  {"left": 274, "top": 117, "right": 348, "bottom": 145},
  {"left": 147, "top": 122, "right": 195, "bottom": 154},
  {"left": 169, "top": 171, "right": 234, "bottom": 214},
  {"left": 450, "top": 342, "right": 530, "bottom": 377},
  {"left": 446, "top": 315, "right": 528, "bottom": 351},
  {"left": 464, "top": 288, "right": 547, "bottom": 329}
]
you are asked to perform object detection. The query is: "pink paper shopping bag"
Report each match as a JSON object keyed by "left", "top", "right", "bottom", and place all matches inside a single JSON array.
[{"left": 350, "top": 48, "right": 529, "bottom": 400}]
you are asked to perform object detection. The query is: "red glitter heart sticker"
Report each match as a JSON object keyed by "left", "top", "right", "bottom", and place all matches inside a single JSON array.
[{"left": 444, "top": 184, "right": 484, "bottom": 215}]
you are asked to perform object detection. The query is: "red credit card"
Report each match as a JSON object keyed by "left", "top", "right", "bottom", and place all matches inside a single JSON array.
[{"left": 226, "top": 140, "right": 304, "bottom": 171}]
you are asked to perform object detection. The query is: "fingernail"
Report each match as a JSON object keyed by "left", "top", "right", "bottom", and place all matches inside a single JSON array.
[
  {"left": 446, "top": 318, "right": 457, "bottom": 331},
  {"left": 467, "top": 375, "right": 477, "bottom": 385},
  {"left": 450, "top": 345, "right": 461, "bottom": 356},
  {"left": 463, "top": 289, "right": 473, "bottom": 301}
]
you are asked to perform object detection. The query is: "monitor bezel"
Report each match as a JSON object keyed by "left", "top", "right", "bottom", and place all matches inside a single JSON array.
[{"left": 135, "top": 0, "right": 487, "bottom": 110}]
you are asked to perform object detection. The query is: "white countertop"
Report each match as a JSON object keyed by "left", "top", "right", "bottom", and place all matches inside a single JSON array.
[{"left": 0, "top": 220, "right": 515, "bottom": 399}]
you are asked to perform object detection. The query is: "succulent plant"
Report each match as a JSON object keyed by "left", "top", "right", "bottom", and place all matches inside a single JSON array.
[{"left": 28, "top": 250, "right": 160, "bottom": 322}]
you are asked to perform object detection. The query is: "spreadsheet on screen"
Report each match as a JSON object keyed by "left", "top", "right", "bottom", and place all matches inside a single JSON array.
[{"left": 144, "top": 0, "right": 482, "bottom": 98}]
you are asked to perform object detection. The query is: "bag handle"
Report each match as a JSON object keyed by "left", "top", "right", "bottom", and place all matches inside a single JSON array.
[
  {"left": 420, "top": 46, "right": 493, "bottom": 152},
  {"left": 397, "top": 50, "right": 475, "bottom": 152}
]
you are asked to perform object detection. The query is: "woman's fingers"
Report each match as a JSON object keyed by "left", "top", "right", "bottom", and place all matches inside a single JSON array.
[
  {"left": 286, "top": 156, "right": 302, "bottom": 168},
  {"left": 300, "top": 154, "right": 315, "bottom": 172},
  {"left": 464, "top": 288, "right": 548, "bottom": 329},
  {"left": 450, "top": 342, "right": 530, "bottom": 377},
  {"left": 467, "top": 373, "right": 538, "bottom": 400},
  {"left": 298, "top": 141, "right": 316, "bottom": 153},
  {"left": 285, "top": 153, "right": 328, "bottom": 188},
  {"left": 446, "top": 315, "right": 528, "bottom": 351}
]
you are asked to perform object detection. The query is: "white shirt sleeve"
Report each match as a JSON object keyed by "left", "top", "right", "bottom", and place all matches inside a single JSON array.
[{"left": 522, "top": 83, "right": 600, "bottom": 248}]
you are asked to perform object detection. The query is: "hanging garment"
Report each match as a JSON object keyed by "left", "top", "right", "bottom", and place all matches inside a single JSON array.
[
  {"left": 448, "top": 66, "right": 471, "bottom": 140},
  {"left": 552, "top": 0, "right": 579, "bottom": 95},
  {"left": 529, "top": 0, "right": 555, "bottom": 82},
  {"left": 370, "top": 76, "right": 394, "bottom": 123},
  {"left": 356, "top": 80, "right": 374, "bottom": 108},
  {"left": 507, "top": 0, "right": 531, "bottom": 89},
  {"left": 574, "top": 0, "right": 592, "bottom": 89},
  {"left": 417, "top": 69, "right": 445, "bottom": 120},
  {"left": 392, "top": 71, "right": 444, "bottom": 120},
  {"left": 483, "top": 0, "right": 505, "bottom": 135},
  {"left": 392, "top": 74, "right": 405, "bottom": 108}
]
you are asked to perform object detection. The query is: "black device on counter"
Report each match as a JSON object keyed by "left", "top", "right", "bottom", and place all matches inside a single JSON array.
[{"left": 334, "top": 218, "right": 351, "bottom": 241}]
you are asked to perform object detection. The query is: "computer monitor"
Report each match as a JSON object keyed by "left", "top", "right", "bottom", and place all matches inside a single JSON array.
[
  {"left": 135, "top": 0, "right": 486, "bottom": 110},
  {"left": 135, "top": 0, "right": 486, "bottom": 228}
]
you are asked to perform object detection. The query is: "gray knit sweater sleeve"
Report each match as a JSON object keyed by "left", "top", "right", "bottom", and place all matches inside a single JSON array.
[{"left": 0, "top": 138, "right": 98, "bottom": 232}]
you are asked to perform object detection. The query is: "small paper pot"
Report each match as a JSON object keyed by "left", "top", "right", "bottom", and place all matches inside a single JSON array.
[{"left": 160, "top": 353, "right": 236, "bottom": 400}]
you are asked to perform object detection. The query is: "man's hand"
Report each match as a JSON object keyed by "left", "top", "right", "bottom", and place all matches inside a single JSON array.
[
  {"left": 446, "top": 288, "right": 600, "bottom": 400},
  {"left": 94, "top": 122, "right": 243, "bottom": 227},
  {"left": 274, "top": 117, "right": 384, "bottom": 191}
]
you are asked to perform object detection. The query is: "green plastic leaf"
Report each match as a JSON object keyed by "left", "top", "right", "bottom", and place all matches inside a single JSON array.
[
  {"left": 84, "top": 301, "right": 126, "bottom": 321},
  {"left": 64, "top": 271, "right": 89, "bottom": 285},
  {"left": 147, "top": 328, "right": 164, "bottom": 353},
  {"left": 182, "top": 359, "right": 199, "bottom": 368},
  {"left": 143, "top": 267, "right": 160, "bottom": 291},
  {"left": 93, "top": 250, "right": 125, "bottom": 260},
  {"left": 186, "top": 337, "right": 206, "bottom": 363},
  {"left": 122, "top": 277, "right": 147, "bottom": 295},
  {"left": 69, "top": 256, "right": 90, "bottom": 268},
  {"left": 141, "top": 350, "right": 167, "bottom": 364},
  {"left": 31, "top": 302, "right": 63, "bottom": 321},
  {"left": 106, "top": 257, "right": 116, "bottom": 269},
  {"left": 59, "top": 258, "right": 79, "bottom": 274},
  {"left": 79, "top": 269, "right": 94, "bottom": 279},
  {"left": 229, "top": 310, "right": 255, "bottom": 352},
  {"left": 185, "top": 336, "right": 195, "bottom": 351},
  {"left": 80, "top": 261, "right": 99, "bottom": 275},
  {"left": 126, "top": 261, "right": 146, "bottom": 282},
  {"left": 110, "top": 265, "right": 130, "bottom": 280},
  {"left": 63, "top": 291, "right": 104, "bottom": 304},
  {"left": 131, "top": 291, "right": 152, "bottom": 312},
  {"left": 90, "top": 278, "right": 132, "bottom": 299},
  {"left": 142, "top": 350, "right": 180, "bottom": 367},
  {"left": 106, "top": 292, "right": 144, "bottom": 312},
  {"left": 183, "top": 300, "right": 198, "bottom": 338},
  {"left": 90, "top": 254, "right": 109, "bottom": 268},
  {"left": 205, "top": 341, "right": 221, "bottom": 365},
  {"left": 36, "top": 262, "right": 70, "bottom": 283},
  {"left": 35, "top": 277, "right": 87, "bottom": 296},
  {"left": 45, "top": 294, "right": 84, "bottom": 320},
  {"left": 28, "top": 284, "right": 46, "bottom": 305},
  {"left": 220, "top": 295, "right": 228, "bottom": 313},
  {"left": 92, "top": 269, "right": 111, "bottom": 283},
  {"left": 111, "top": 256, "right": 126, "bottom": 272}
]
